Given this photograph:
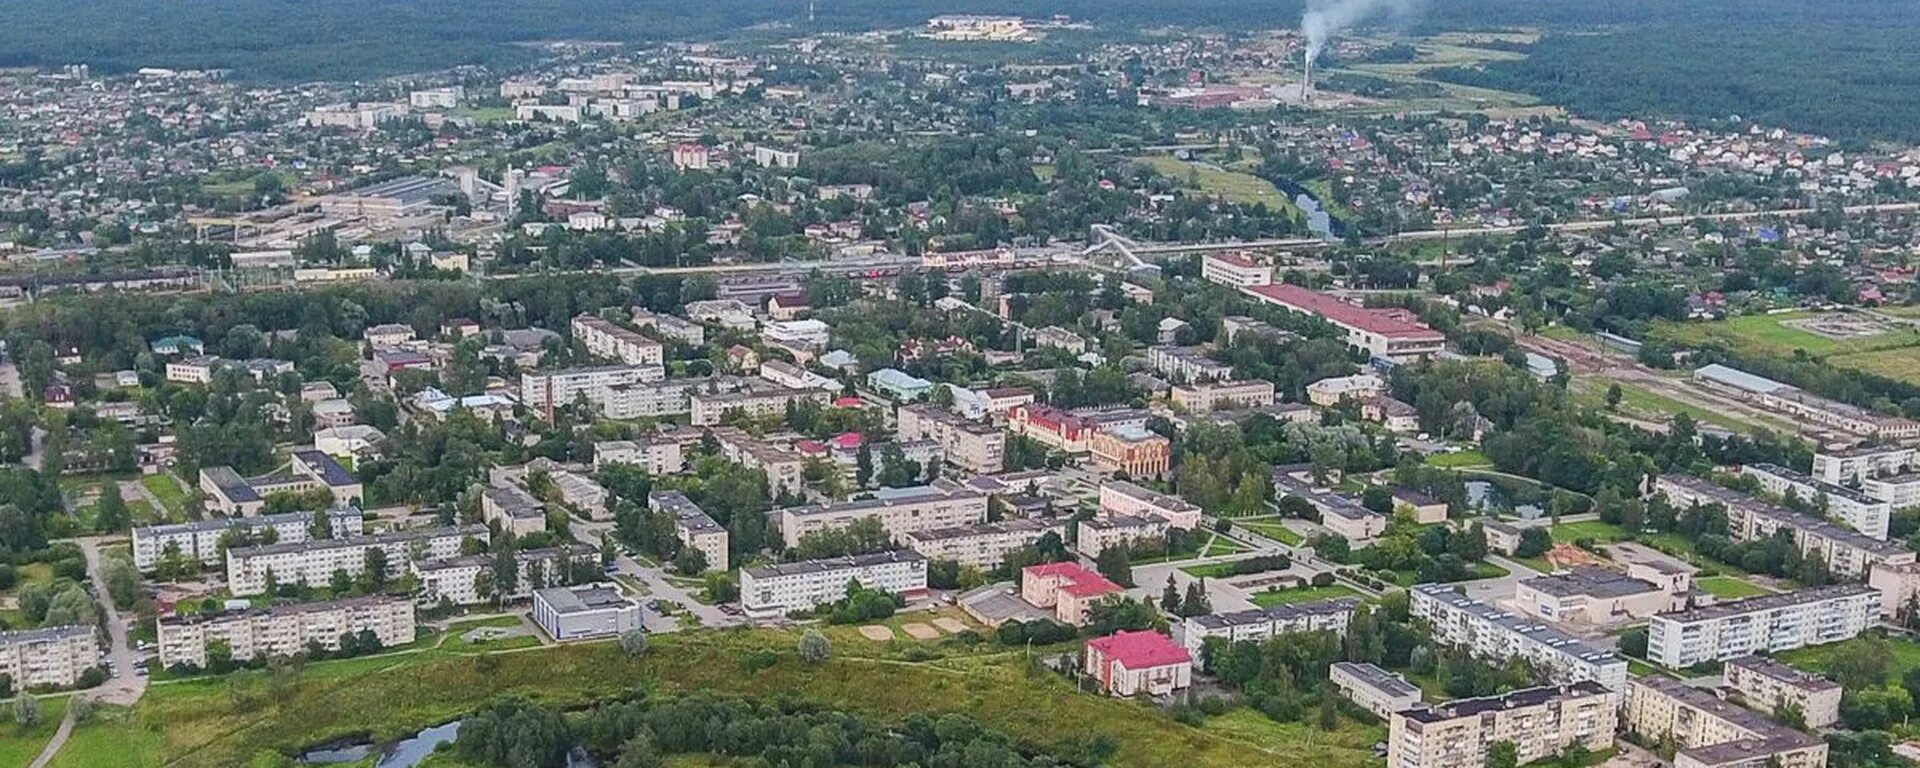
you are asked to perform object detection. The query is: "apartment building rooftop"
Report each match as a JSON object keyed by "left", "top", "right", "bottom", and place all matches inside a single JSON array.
[
  {"left": 1412, "top": 583, "right": 1624, "bottom": 666},
  {"left": 156, "top": 594, "right": 406, "bottom": 628},
  {"left": 229, "top": 524, "right": 487, "bottom": 558},
  {"left": 743, "top": 550, "right": 927, "bottom": 580},
  {"left": 1656, "top": 584, "right": 1877, "bottom": 624},
  {"left": 1185, "top": 597, "right": 1360, "bottom": 631},
  {"left": 1401, "top": 681, "right": 1611, "bottom": 723},
  {"left": 1658, "top": 474, "right": 1907, "bottom": 556},
  {"left": 1724, "top": 655, "right": 1839, "bottom": 693}
]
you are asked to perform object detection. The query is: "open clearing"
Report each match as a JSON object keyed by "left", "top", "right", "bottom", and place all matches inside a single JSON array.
[{"left": 1133, "top": 155, "right": 1292, "bottom": 209}]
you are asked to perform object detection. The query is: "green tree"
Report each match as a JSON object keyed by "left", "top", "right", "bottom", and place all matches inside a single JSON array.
[
  {"left": 1487, "top": 741, "right": 1518, "bottom": 768},
  {"left": 798, "top": 630, "right": 832, "bottom": 664}
]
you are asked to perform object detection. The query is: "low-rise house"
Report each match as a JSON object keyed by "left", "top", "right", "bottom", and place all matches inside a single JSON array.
[
  {"left": 531, "top": 584, "right": 642, "bottom": 641},
  {"left": 1331, "top": 661, "right": 1423, "bottom": 718},
  {"left": 1021, "top": 562, "right": 1123, "bottom": 625},
  {"left": 1084, "top": 630, "right": 1192, "bottom": 697}
]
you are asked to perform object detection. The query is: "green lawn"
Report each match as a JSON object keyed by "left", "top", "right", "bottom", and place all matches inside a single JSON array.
[
  {"left": 1425, "top": 450, "right": 1490, "bottom": 468},
  {"left": 1201, "top": 534, "right": 1250, "bottom": 557},
  {"left": 1134, "top": 155, "right": 1292, "bottom": 209},
  {"left": 1199, "top": 707, "right": 1385, "bottom": 753},
  {"left": 1237, "top": 518, "right": 1304, "bottom": 546},
  {"left": 1653, "top": 311, "right": 1916, "bottom": 358},
  {"left": 1695, "top": 575, "right": 1774, "bottom": 599},
  {"left": 141, "top": 474, "right": 189, "bottom": 517},
  {"left": 1777, "top": 634, "right": 1920, "bottom": 683},
  {"left": 0, "top": 695, "right": 69, "bottom": 767},
  {"left": 1250, "top": 584, "right": 1362, "bottom": 607}
]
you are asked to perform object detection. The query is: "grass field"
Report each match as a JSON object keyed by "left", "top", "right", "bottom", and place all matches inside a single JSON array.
[
  {"left": 0, "top": 695, "right": 69, "bottom": 767},
  {"left": 1778, "top": 634, "right": 1920, "bottom": 683},
  {"left": 1653, "top": 311, "right": 1920, "bottom": 385},
  {"left": 1135, "top": 155, "right": 1291, "bottom": 209},
  {"left": 1250, "top": 584, "right": 1361, "bottom": 607},
  {"left": 81, "top": 624, "right": 1383, "bottom": 768},
  {"left": 1425, "top": 450, "right": 1490, "bottom": 468},
  {"left": 1201, "top": 534, "right": 1251, "bottom": 557},
  {"left": 1574, "top": 377, "right": 1761, "bottom": 433},
  {"left": 1694, "top": 575, "right": 1774, "bottom": 599},
  {"left": 141, "top": 473, "right": 188, "bottom": 517},
  {"left": 1237, "top": 518, "right": 1304, "bottom": 546}
]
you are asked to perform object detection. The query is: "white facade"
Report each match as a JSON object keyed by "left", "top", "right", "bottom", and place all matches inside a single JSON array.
[
  {"left": 1646, "top": 585, "right": 1879, "bottom": 669},
  {"left": 1409, "top": 583, "right": 1629, "bottom": 691},
  {"left": 225, "top": 525, "right": 487, "bottom": 596},
  {"left": 519, "top": 365, "right": 666, "bottom": 413},
  {"left": 572, "top": 314, "right": 665, "bottom": 366},
  {"left": 689, "top": 386, "right": 830, "bottom": 426},
  {"left": 900, "top": 518, "right": 1065, "bottom": 569},
  {"left": 157, "top": 596, "right": 415, "bottom": 669},
  {"left": 739, "top": 551, "right": 927, "bottom": 618},
  {"left": 132, "top": 507, "right": 364, "bottom": 571},
  {"left": 1175, "top": 598, "right": 1358, "bottom": 657},
  {"left": 1201, "top": 252, "right": 1274, "bottom": 287},
  {"left": 1741, "top": 463, "right": 1890, "bottom": 540},
  {"left": 593, "top": 439, "right": 686, "bottom": 476},
  {"left": 531, "top": 583, "right": 642, "bottom": 641},
  {"left": 778, "top": 487, "right": 989, "bottom": 548},
  {"left": 1812, "top": 445, "right": 1913, "bottom": 486},
  {"left": 0, "top": 626, "right": 99, "bottom": 689}
]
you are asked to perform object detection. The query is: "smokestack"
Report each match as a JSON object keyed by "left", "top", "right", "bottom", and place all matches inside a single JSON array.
[{"left": 1303, "top": 50, "right": 1314, "bottom": 103}]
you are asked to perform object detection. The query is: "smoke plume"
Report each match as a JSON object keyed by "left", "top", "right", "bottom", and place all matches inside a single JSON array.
[{"left": 1302, "top": 0, "right": 1418, "bottom": 65}]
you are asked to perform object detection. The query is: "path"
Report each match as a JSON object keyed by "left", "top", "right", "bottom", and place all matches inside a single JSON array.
[
  {"left": 566, "top": 520, "right": 737, "bottom": 630},
  {"left": 26, "top": 702, "right": 78, "bottom": 768},
  {"left": 77, "top": 537, "right": 145, "bottom": 706}
]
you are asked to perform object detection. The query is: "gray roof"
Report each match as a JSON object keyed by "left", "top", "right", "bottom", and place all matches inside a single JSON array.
[
  {"left": 650, "top": 490, "right": 721, "bottom": 534},
  {"left": 1185, "top": 597, "right": 1359, "bottom": 631},
  {"left": 1412, "top": 583, "right": 1626, "bottom": 668},
  {"left": 1654, "top": 584, "right": 1877, "bottom": 624},
  {"left": 229, "top": 524, "right": 486, "bottom": 558},
  {"left": 1658, "top": 474, "right": 1908, "bottom": 556},
  {"left": 1522, "top": 567, "right": 1661, "bottom": 599},
  {"left": 1402, "top": 681, "right": 1610, "bottom": 723},
  {"left": 294, "top": 449, "right": 356, "bottom": 486},
  {"left": 1694, "top": 364, "right": 1789, "bottom": 394},
  {"left": 0, "top": 624, "right": 95, "bottom": 646},
  {"left": 535, "top": 584, "right": 634, "bottom": 614},
  {"left": 203, "top": 466, "right": 260, "bottom": 502},
  {"left": 744, "top": 550, "right": 925, "bottom": 580},
  {"left": 1725, "top": 655, "right": 1839, "bottom": 692},
  {"left": 1332, "top": 661, "right": 1421, "bottom": 700}
]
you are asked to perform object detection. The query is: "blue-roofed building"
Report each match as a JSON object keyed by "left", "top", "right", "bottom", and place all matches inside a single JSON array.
[{"left": 867, "top": 368, "right": 935, "bottom": 401}]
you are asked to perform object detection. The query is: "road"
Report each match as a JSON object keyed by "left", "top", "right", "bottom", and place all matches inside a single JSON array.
[
  {"left": 565, "top": 520, "right": 739, "bottom": 630},
  {"left": 77, "top": 537, "right": 146, "bottom": 706}
]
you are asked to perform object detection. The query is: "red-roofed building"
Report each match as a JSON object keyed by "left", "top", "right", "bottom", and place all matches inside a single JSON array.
[
  {"left": 1084, "top": 630, "right": 1193, "bottom": 696},
  {"left": 830, "top": 432, "right": 865, "bottom": 451},
  {"left": 1021, "top": 562, "right": 1122, "bottom": 625},
  {"left": 1243, "top": 283, "right": 1444, "bottom": 362},
  {"left": 832, "top": 396, "right": 865, "bottom": 409},
  {"left": 1008, "top": 404, "right": 1095, "bottom": 453}
]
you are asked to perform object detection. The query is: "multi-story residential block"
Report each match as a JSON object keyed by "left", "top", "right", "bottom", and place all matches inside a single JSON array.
[
  {"left": 532, "top": 583, "right": 642, "bottom": 641},
  {"left": 414, "top": 545, "right": 597, "bottom": 606},
  {"left": 1861, "top": 472, "right": 1920, "bottom": 509},
  {"left": 1724, "top": 655, "right": 1842, "bottom": 729},
  {"left": 0, "top": 626, "right": 100, "bottom": 689},
  {"left": 777, "top": 485, "right": 988, "bottom": 548},
  {"left": 225, "top": 525, "right": 487, "bottom": 596},
  {"left": 739, "top": 551, "right": 929, "bottom": 618},
  {"left": 571, "top": 313, "right": 664, "bottom": 366},
  {"left": 1089, "top": 424, "right": 1172, "bottom": 478},
  {"left": 1812, "top": 444, "right": 1914, "bottom": 487},
  {"left": 896, "top": 405, "right": 1005, "bottom": 474},
  {"left": 758, "top": 359, "right": 836, "bottom": 390},
  {"left": 1646, "top": 585, "right": 1879, "bottom": 669},
  {"left": 1075, "top": 514, "right": 1168, "bottom": 558},
  {"left": 1388, "top": 683, "right": 1617, "bottom": 768},
  {"left": 593, "top": 438, "right": 685, "bottom": 476},
  {"left": 1331, "top": 661, "right": 1424, "bottom": 718},
  {"left": 1200, "top": 251, "right": 1273, "bottom": 287},
  {"left": 482, "top": 484, "right": 548, "bottom": 537},
  {"left": 900, "top": 518, "right": 1065, "bottom": 569},
  {"left": 1246, "top": 283, "right": 1445, "bottom": 363},
  {"left": 688, "top": 385, "right": 830, "bottom": 426},
  {"left": 1170, "top": 379, "right": 1277, "bottom": 413},
  {"left": 132, "top": 506, "right": 364, "bottom": 571},
  {"left": 1869, "top": 559, "right": 1920, "bottom": 619},
  {"left": 1306, "top": 373, "right": 1386, "bottom": 406},
  {"left": 649, "top": 491, "right": 729, "bottom": 572},
  {"left": 520, "top": 365, "right": 666, "bottom": 416},
  {"left": 157, "top": 596, "right": 415, "bottom": 669},
  {"left": 1174, "top": 598, "right": 1359, "bottom": 656},
  {"left": 708, "top": 426, "right": 806, "bottom": 493},
  {"left": 1029, "top": 326, "right": 1088, "bottom": 355},
  {"left": 1741, "top": 463, "right": 1890, "bottom": 540},
  {"left": 1409, "top": 583, "right": 1629, "bottom": 691},
  {"left": 1652, "top": 474, "right": 1916, "bottom": 578},
  {"left": 630, "top": 307, "right": 705, "bottom": 346},
  {"left": 1021, "top": 562, "right": 1124, "bottom": 625},
  {"left": 1084, "top": 630, "right": 1193, "bottom": 697},
  {"left": 1624, "top": 675, "right": 1827, "bottom": 768},
  {"left": 364, "top": 323, "right": 416, "bottom": 348},
  {"left": 1098, "top": 481, "right": 1203, "bottom": 530},
  {"left": 1145, "top": 346, "right": 1235, "bottom": 383}
]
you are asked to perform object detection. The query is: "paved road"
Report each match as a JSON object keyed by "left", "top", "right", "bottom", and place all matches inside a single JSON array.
[
  {"left": 565, "top": 520, "right": 739, "bottom": 630},
  {"left": 78, "top": 538, "right": 146, "bottom": 706}
]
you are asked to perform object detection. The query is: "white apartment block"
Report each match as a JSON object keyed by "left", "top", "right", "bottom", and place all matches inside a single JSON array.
[
  {"left": 629, "top": 307, "right": 705, "bottom": 346},
  {"left": 709, "top": 426, "right": 806, "bottom": 493},
  {"left": 1200, "top": 251, "right": 1273, "bottom": 287},
  {"left": 1741, "top": 463, "right": 1890, "bottom": 540},
  {"left": 900, "top": 518, "right": 1065, "bottom": 569},
  {"left": 593, "top": 438, "right": 685, "bottom": 476},
  {"left": 572, "top": 314, "right": 664, "bottom": 366},
  {"left": 1409, "top": 583, "right": 1629, "bottom": 691},
  {"left": 1652, "top": 474, "right": 1915, "bottom": 578},
  {"left": 758, "top": 359, "right": 836, "bottom": 391},
  {"left": 739, "top": 550, "right": 928, "bottom": 618},
  {"left": 1861, "top": 473, "right": 1920, "bottom": 509},
  {"left": 482, "top": 483, "right": 548, "bottom": 537},
  {"left": 1170, "top": 379, "right": 1277, "bottom": 413},
  {"left": 896, "top": 404, "right": 1005, "bottom": 474},
  {"left": 133, "top": 506, "right": 364, "bottom": 571},
  {"left": 1331, "top": 661, "right": 1424, "bottom": 719},
  {"left": 520, "top": 365, "right": 666, "bottom": 413},
  {"left": 0, "top": 626, "right": 100, "bottom": 689},
  {"left": 1389, "top": 683, "right": 1617, "bottom": 768},
  {"left": 414, "top": 546, "right": 596, "bottom": 606},
  {"left": 1811, "top": 444, "right": 1913, "bottom": 486},
  {"left": 778, "top": 486, "right": 989, "bottom": 548},
  {"left": 689, "top": 386, "right": 830, "bottom": 426},
  {"left": 1075, "top": 514, "right": 1168, "bottom": 558},
  {"left": 1723, "top": 655, "right": 1842, "bottom": 729},
  {"left": 1175, "top": 598, "right": 1360, "bottom": 657},
  {"left": 1646, "top": 585, "right": 1879, "bottom": 669},
  {"left": 225, "top": 525, "right": 488, "bottom": 596},
  {"left": 649, "top": 491, "right": 729, "bottom": 572},
  {"left": 596, "top": 379, "right": 706, "bottom": 419},
  {"left": 1624, "top": 675, "right": 1827, "bottom": 768},
  {"left": 157, "top": 596, "right": 416, "bottom": 669},
  {"left": 1097, "top": 480, "right": 1204, "bottom": 530},
  {"left": 1145, "top": 346, "right": 1235, "bottom": 383}
]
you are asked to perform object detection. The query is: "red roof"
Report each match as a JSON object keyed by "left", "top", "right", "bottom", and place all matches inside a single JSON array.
[
  {"left": 831, "top": 432, "right": 865, "bottom": 450},
  {"left": 1087, "top": 630, "right": 1191, "bottom": 669},
  {"left": 1244, "top": 283, "right": 1443, "bottom": 340},
  {"left": 1024, "top": 562, "right": 1121, "bottom": 597},
  {"left": 833, "top": 396, "right": 865, "bottom": 408},
  {"left": 1208, "top": 251, "right": 1258, "bottom": 268}
]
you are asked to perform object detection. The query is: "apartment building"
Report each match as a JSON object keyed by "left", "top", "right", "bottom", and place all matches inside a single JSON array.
[
  {"left": 1201, "top": 251, "right": 1274, "bottom": 287},
  {"left": 1075, "top": 514, "right": 1168, "bottom": 558},
  {"left": 630, "top": 307, "right": 705, "bottom": 346},
  {"left": 414, "top": 545, "right": 597, "bottom": 606},
  {"left": 649, "top": 490, "right": 729, "bottom": 572},
  {"left": 777, "top": 485, "right": 988, "bottom": 548},
  {"left": 900, "top": 518, "right": 1065, "bottom": 569},
  {"left": 1021, "top": 562, "right": 1124, "bottom": 625},
  {"left": 1098, "top": 481, "right": 1203, "bottom": 530},
  {"left": 1724, "top": 655, "right": 1842, "bottom": 729},
  {"left": 1652, "top": 474, "right": 1916, "bottom": 579},
  {"left": 1145, "top": 346, "right": 1235, "bottom": 383},
  {"left": 1869, "top": 559, "right": 1920, "bottom": 620},
  {"left": 519, "top": 365, "right": 666, "bottom": 415},
  {"left": 532, "top": 583, "right": 642, "bottom": 641},
  {"left": 0, "top": 626, "right": 99, "bottom": 689},
  {"left": 758, "top": 359, "right": 836, "bottom": 390},
  {"left": 739, "top": 550, "right": 929, "bottom": 618},
  {"left": 1388, "top": 683, "right": 1617, "bottom": 768},
  {"left": 157, "top": 596, "right": 415, "bottom": 669},
  {"left": 1861, "top": 473, "right": 1920, "bottom": 509},
  {"left": 1646, "top": 585, "right": 1879, "bottom": 669},
  {"left": 1089, "top": 424, "right": 1173, "bottom": 478},
  {"left": 482, "top": 483, "right": 548, "bottom": 537},
  {"left": 593, "top": 438, "right": 685, "bottom": 476},
  {"left": 896, "top": 404, "right": 1005, "bottom": 474},
  {"left": 1741, "top": 463, "right": 1890, "bottom": 540},
  {"left": 1812, "top": 444, "right": 1914, "bottom": 487},
  {"left": 1332, "top": 661, "right": 1424, "bottom": 719},
  {"left": 1170, "top": 379, "right": 1277, "bottom": 413},
  {"left": 571, "top": 313, "right": 664, "bottom": 366},
  {"left": 708, "top": 426, "right": 806, "bottom": 493},
  {"left": 1084, "top": 630, "right": 1193, "bottom": 697},
  {"left": 688, "top": 386, "right": 830, "bottom": 426},
  {"left": 225, "top": 525, "right": 487, "bottom": 596},
  {"left": 1624, "top": 675, "right": 1827, "bottom": 768},
  {"left": 1246, "top": 283, "right": 1445, "bottom": 363},
  {"left": 1409, "top": 583, "right": 1629, "bottom": 691},
  {"left": 132, "top": 506, "right": 364, "bottom": 571},
  {"left": 1306, "top": 373, "right": 1386, "bottom": 406},
  {"left": 1175, "top": 598, "right": 1360, "bottom": 656}
]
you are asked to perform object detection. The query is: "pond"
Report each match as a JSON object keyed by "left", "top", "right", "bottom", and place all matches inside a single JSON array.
[
  {"left": 299, "top": 721, "right": 601, "bottom": 768},
  {"left": 1465, "top": 480, "right": 1544, "bottom": 519}
]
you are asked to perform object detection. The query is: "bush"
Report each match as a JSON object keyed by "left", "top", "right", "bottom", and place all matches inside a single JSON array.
[
  {"left": 76, "top": 666, "right": 108, "bottom": 688},
  {"left": 1310, "top": 572, "right": 1336, "bottom": 587}
]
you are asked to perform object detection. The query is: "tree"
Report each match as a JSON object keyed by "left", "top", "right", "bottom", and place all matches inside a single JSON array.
[
  {"left": 1618, "top": 627, "right": 1649, "bottom": 659},
  {"left": 619, "top": 628, "right": 648, "bottom": 657},
  {"left": 1161, "top": 576, "right": 1181, "bottom": 614},
  {"left": 1605, "top": 383, "right": 1623, "bottom": 410},
  {"left": 1487, "top": 741, "right": 1518, "bottom": 768},
  {"left": 1514, "top": 527, "right": 1553, "bottom": 558},
  {"left": 1095, "top": 546, "right": 1134, "bottom": 588},
  {"left": 798, "top": 630, "right": 832, "bottom": 664},
  {"left": 361, "top": 547, "right": 389, "bottom": 592},
  {"left": 94, "top": 483, "right": 130, "bottom": 533},
  {"left": 671, "top": 547, "right": 707, "bottom": 576},
  {"left": 1317, "top": 692, "right": 1339, "bottom": 730},
  {"left": 13, "top": 693, "right": 39, "bottom": 728},
  {"left": 1181, "top": 580, "right": 1212, "bottom": 618},
  {"left": 101, "top": 555, "right": 142, "bottom": 610}
]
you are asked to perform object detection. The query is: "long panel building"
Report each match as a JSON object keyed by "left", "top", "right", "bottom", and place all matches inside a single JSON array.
[
  {"left": 739, "top": 550, "right": 928, "bottom": 618},
  {"left": 157, "top": 595, "right": 416, "bottom": 669},
  {"left": 1624, "top": 675, "right": 1827, "bottom": 768},
  {"left": 1740, "top": 463, "right": 1890, "bottom": 540},
  {"left": 1388, "top": 683, "right": 1616, "bottom": 768},
  {"left": 1645, "top": 585, "right": 1878, "bottom": 669},
  {"left": 225, "top": 525, "right": 488, "bottom": 596},
  {"left": 1175, "top": 597, "right": 1360, "bottom": 656},
  {"left": 1244, "top": 283, "right": 1445, "bottom": 363},
  {"left": 0, "top": 626, "right": 100, "bottom": 689},
  {"left": 1409, "top": 583, "right": 1629, "bottom": 691},
  {"left": 776, "top": 485, "right": 988, "bottom": 548},
  {"left": 132, "top": 506, "right": 364, "bottom": 571},
  {"left": 1652, "top": 474, "right": 1914, "bottom": 578}
]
